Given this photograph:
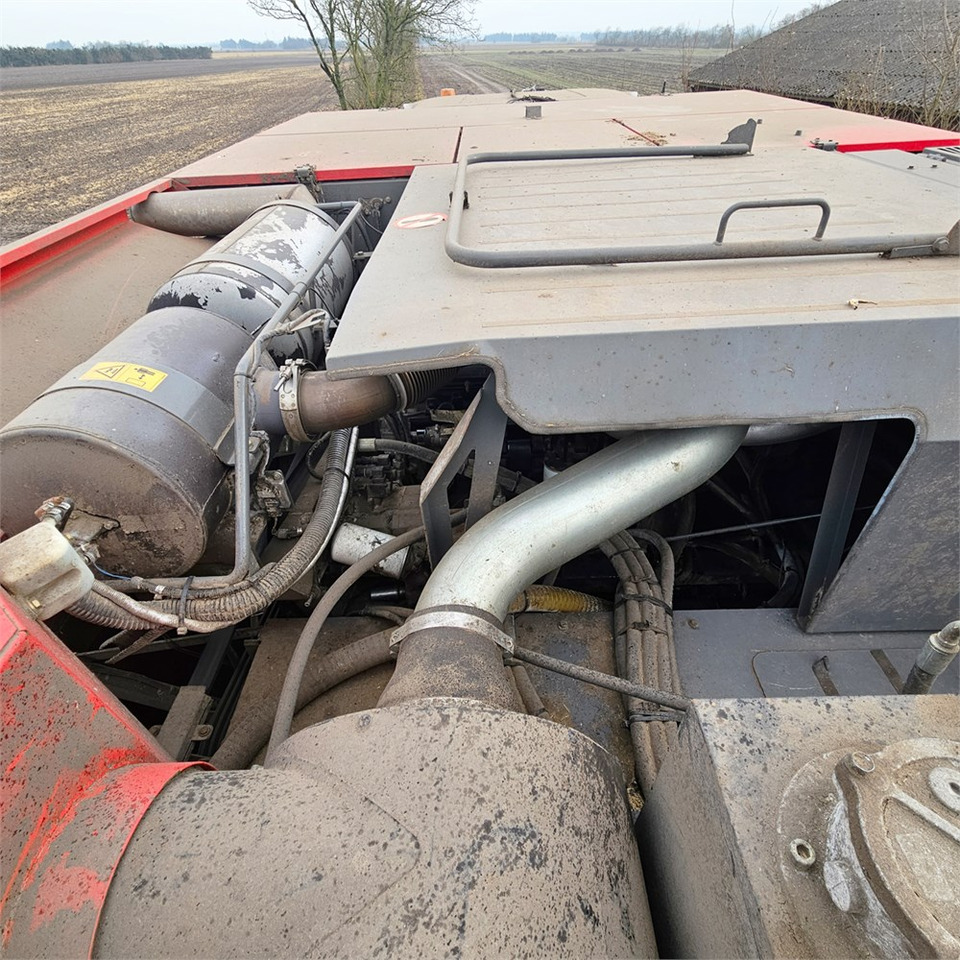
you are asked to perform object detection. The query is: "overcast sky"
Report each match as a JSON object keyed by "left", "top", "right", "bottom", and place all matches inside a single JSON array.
[{"left": 1, "top": 0, "right": 817, "bottom": 46}]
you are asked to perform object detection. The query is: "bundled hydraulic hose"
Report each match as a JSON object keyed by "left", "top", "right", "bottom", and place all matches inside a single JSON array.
[
  {"left": 601, "top": 529, "right": 681, "bottom": 797},
  {"left": 67, "top": 429, "right": 357, "bottom": 632}
]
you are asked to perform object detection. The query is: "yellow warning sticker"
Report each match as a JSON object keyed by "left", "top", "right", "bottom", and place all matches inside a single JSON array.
[{"left": 80, "top": 361, "right": 167, "bottom": 392}]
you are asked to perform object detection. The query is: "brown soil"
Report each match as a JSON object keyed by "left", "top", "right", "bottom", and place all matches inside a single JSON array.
[
  {"left": 1, "top": 55, "right": 338, "bottom": 243},
  {"left": 2, "top": 48, "right": 720, "bottom": 245}
]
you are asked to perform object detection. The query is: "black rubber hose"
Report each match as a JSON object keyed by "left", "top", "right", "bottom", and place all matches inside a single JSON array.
[{"left": 211, "top": 627, "right": 394, "bottom": 770}]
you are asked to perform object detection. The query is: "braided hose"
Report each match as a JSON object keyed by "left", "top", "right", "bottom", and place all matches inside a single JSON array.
[{"left": 68, "top": 429, "right": 356, "bottom": 632}]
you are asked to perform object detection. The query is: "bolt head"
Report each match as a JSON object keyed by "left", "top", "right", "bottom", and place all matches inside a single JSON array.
[{"left": 929, "top": 767, "right": 960, "bottom": 813}]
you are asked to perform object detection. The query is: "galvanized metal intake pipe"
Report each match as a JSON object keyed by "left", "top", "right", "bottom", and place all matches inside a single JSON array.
[
  {"left": 380, "top": 425, "right": 747, "bottom": 708},
  {"left": 418, "top": 425, "right": 747, "bottom": 620}
]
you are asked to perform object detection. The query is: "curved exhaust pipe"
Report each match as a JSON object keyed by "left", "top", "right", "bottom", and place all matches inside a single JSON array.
[
  {"left": 381, "top": 425, "right": 747, "bottom": 706},
  {"left": 130, "top": 184, "right": 317, "bottom": 237}
]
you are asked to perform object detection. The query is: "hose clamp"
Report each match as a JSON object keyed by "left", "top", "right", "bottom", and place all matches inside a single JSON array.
[
  {"left": 388, "top": 373, "right": 409, "bottom": 411},
  {"left": 276, "top": 360, "right": 312, "bottom": 442},
  {"left": 390, "top": 609, "right": 514, "bottom": 656}
]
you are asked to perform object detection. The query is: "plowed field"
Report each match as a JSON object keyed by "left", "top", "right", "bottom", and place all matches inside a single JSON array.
[
  {"left": 2, "top": 47, "right": 720, "bottom": 244},
  {"left": 420, "top": 47, "right": 720, "bottom": 98},
  {"left": 0, "top": 53, "right": 337, "bottom": 243}
]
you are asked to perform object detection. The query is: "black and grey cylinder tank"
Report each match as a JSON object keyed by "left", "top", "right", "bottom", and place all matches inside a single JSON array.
[{"left": 0, "top": 198, "right": 355, "bottom": 577}]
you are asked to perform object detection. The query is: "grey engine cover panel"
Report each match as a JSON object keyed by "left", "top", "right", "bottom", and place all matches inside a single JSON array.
[{"left": 327, "top": 147, "right": 958, "bottom": 443}]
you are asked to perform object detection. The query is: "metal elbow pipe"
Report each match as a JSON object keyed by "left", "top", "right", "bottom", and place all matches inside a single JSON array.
[
  {"left": 254, "top": 367, "right": 454, "bottom": 439},
  {"left": 254, "top": 368, "right": 398, "bottom": 437},
  {"left": 417, "top": 425, "right": 748, "bottom": 621}
]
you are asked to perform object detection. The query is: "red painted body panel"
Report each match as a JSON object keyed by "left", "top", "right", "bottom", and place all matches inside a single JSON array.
[
  {"left": 835, "top": 135, "right": 960, "bottom": 153},
  {"left": 0, "top": 590, "right": 204, "bottom": 957}
]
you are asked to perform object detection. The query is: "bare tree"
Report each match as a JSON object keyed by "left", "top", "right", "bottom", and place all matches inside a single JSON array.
[
  {"left": 250, "top": 0, "right": 476, "bottom": 109},
  {"left": 908, "top": 0, "right": 960, "bottom": 130}
]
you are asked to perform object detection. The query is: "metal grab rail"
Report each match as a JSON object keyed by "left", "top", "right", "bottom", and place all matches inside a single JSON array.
[
  {"left": 715, "top": 198, "right": 831, "bottom": 243},
  {"left": 444, "top": 148, "right": 959, "bottom": 268}
]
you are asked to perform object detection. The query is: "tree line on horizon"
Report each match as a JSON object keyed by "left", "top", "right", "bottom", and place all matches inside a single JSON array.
[
  {"left": 593, "top": 24, "right": 767, "bottom": 49},
  {"left": 219, "top": 36, "right": 314, "bottom": 50},
  {"left": 0, "top": 43, "right": 212, "bottom": 68}
]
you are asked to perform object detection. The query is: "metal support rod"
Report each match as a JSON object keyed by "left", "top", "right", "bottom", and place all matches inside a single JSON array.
[
  {"left": 188, "top": 626, "right": 235, "bottom": 689},
  {"left": 447, "top": 228, "right": 955, "bottom": 269},
  {"left": 419, "top": 374, "right": 507, "bottom": 566},
  {"left": 510, "top": 646, "right": 690, "bottom": 713},
  {"left": 798, "top": 421, "right": 877, "bottom": 626}
]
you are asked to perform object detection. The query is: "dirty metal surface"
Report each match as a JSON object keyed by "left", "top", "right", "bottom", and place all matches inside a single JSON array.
[
  {"left": 251, "top": 89, "right": 956, "bottom": 154},
  {"left": 638, "top": 694, "right": 958, "bottom": 958},
  {"left": 0, "top": 589, "right": 200, "bottom": 958},
  {"left": 456, "top": 115, "right": 672, "bottom": 153},
  {"left": 806, "top": 439, "right": 959, "bottom": 632},
  {"left": 779, "top": 737, "right": 960, "bottom": 958},
  {"left": 672, "top": 607, "right": 960, "bottom": 698},
  {"left": 847, "top": 148, "right": 960, "bottom": 188},
  {"left": 513, "top": 610, "right": 636, "bottom": 787},
  {"left": 169, "top": 127, "right": 460, "bottom": 180},
  {"left": 616, "top": 89, "right": 960, "bottom": 152},
  {"left": 96, "top": 699, "right": 659, "bottom": 958}
]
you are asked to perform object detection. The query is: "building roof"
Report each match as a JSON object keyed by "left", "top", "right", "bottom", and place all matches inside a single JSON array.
[{"left": 689, "top": 0, "right": 960, "bottom": 115}]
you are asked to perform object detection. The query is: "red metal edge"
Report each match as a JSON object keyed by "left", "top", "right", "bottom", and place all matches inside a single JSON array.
[
  {"left": 0, "top": 179, "right": 173, "bottom": 287},
  {"left": 835, "top": 135, "right": 960, "bottom": 153},
  {"left": 0, "top": 589, "right": 210, "bottom": 956}
]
